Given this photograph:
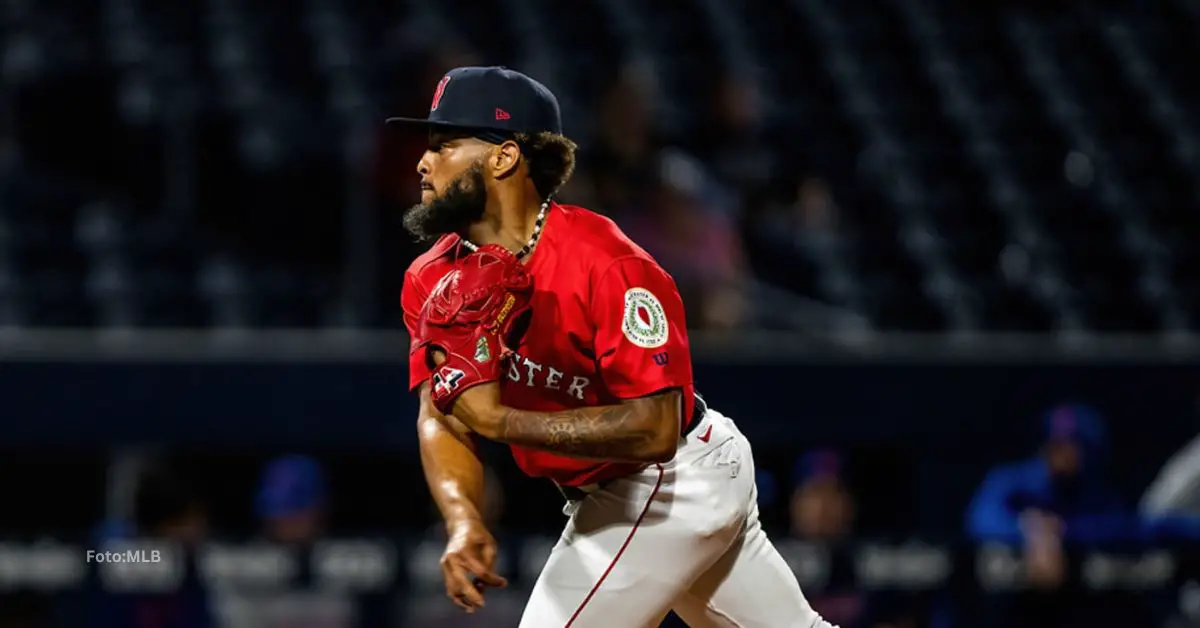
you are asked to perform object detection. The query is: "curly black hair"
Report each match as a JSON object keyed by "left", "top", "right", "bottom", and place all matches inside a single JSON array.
[{"left": 513, "top": 132, "right": 578, "bottom": 201}]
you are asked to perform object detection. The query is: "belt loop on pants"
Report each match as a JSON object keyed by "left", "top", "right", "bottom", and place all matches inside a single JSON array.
[
  {"left": 556, "top": 482, "right": 601, "bottom": 502},
  {"left": 681, "top": 391, "right": 708, "bottom": 438}
]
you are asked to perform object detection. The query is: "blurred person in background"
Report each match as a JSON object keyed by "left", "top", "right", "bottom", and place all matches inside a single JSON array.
[
  {"left": 790, "top": 450, "right": 855, "bottom": 545},
  {"left": 588, "top": 66, "right": 661, "bottom": 215},
  {"left": 86, "top": 461, "right": 214, "bottom": 628},
  {"left": 966, "top": 403, "right": 1147, "bottom": 627},
  {"left": 1141, "top": 432, "right": 1200, "bottom": 517},
  {"left": 967, "top": 403, "right": 1130, "bottom": 548},
  {"left": 788, "top": 450, "right": 862, "bottom": 627},
  {"left": 687, "top": 71, "right": 774, "bottom": 201},
  {"left": 1134, "top": 393, "right": 1200, "bottom": 627},
  {"left": 789, "top": 450, "right": 946, "bottom": 628},
  {"left": 621, "top": 152, "right": 750, "bottom": 330},
  {"left": 1140, "top": 390, "right": 1200, "bottom": 526},
  {"left": 91, "top": 459, "right": 209, "bottom": 545},
  {"left": 772, "top": 175, "right": 841, "bottom": 249},
  {"left": 256, "top": 454, "right": 327, "bottom": 546},
  {"left": 753, "top": 173, "right": 843, "bottom": 278},
  {"left": 133, "top": 464, "right": 209, "bottom": 545},
  {"left": 216, "top": 455, "right": 362, "bottom": 628},
  {"left": 1138, "top": 388, "right": 1200, "bottom": 543}
]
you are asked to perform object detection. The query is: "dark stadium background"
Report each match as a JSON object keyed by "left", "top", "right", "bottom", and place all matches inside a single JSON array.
[{"left": 1, "top": 0, "right": 1199, "bottom": 626}]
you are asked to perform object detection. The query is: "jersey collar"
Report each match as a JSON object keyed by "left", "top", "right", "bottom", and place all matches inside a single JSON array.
[{"left": 450, "top": 201, "right": 562, "bottom": 261}]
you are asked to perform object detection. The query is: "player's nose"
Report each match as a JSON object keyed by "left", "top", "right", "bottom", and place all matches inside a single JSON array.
[{"left": 416, "top": 153, "right": 433, "bottom": 177}]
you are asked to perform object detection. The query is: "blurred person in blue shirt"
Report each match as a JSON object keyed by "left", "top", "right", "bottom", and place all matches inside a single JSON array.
[
  {"left": 966, "top": 403, "right": 1153, "bottom": 628},
  {"left": 967, "top": 403, "right": 1131, "bottom": 549},
  {"left": 256, "top": 454, "right": 327, "bottom": 545},
  {"left": 86, "top": 460, "right": 214, "bottom": 628},
  {"left": 215, "top": 455, "right": 377, "bottom": 628}
]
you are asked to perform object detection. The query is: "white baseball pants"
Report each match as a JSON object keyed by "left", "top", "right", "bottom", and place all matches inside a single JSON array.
[{"left": 518, "top": 409, "right": 837, "bottom": 628}]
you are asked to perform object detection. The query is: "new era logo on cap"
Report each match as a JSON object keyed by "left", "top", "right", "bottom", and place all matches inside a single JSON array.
[{"left": 387, "top": 66, "right": 564, "bottom": 139}]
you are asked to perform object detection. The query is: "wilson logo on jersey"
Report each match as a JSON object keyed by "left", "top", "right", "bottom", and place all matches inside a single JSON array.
[{"left": 621, "top": 288, "right": 668, "bottom": 349}]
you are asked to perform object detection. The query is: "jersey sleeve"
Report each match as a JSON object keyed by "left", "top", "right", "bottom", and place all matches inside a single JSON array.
[
  {"left": 402, "top": 270, "right": 431, "bottom": 392},
  {"left": 590, "top": 256, "right": 693, "bottom": 398}
]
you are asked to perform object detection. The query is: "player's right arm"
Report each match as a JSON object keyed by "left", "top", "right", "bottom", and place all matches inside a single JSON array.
[
  {"left": 405, "top": 267, "right": 507, "bottom": 612},
  {"left": 416, "top": 383, "right": 487, "bottom": 530}
]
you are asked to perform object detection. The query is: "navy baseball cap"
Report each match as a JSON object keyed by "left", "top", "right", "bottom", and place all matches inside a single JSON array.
[
  {"left": 255, "top": 455, "right": 326, "bottom": 519},
  {"left": 386, "top": 66, "right": 563, "bottom": 142}
]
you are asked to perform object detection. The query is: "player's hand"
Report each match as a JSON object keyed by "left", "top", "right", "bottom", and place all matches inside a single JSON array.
[
  {"left": 441, "top": 518, "right": 508, "bottom": 613},
  {"left": 431, "top": 349, "right": 503, "bottom": 437}
]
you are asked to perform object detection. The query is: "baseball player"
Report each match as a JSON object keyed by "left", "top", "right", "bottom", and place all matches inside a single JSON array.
[{"left": 392, "top": 66, "right": 834, "bottom": 628}]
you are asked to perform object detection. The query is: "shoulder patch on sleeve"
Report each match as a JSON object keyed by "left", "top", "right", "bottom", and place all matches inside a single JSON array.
[{"left": 621, "top": 287, "right": 669, "bottom": 348}]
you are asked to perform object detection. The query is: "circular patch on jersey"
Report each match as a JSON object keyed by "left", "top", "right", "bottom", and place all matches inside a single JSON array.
[{"left": 622, "top": 288, "right": 669, "bottom": 348}]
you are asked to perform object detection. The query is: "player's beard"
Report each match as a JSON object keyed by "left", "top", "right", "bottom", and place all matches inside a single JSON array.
[{"left": 403, "top": 161, "right": 488, "bottom": 242}]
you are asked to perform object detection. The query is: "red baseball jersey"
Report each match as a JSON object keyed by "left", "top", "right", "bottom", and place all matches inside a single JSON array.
[{"left": 402, "top": 203, "right": 696, "bottom": 486}]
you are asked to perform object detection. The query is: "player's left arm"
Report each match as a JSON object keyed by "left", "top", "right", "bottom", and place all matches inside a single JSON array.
[
  {"left": 488, "top": 390, "right": 683, "bottom": 463},
  {"left": 465, "top": 256, "right": 693, "bottom": 463}
]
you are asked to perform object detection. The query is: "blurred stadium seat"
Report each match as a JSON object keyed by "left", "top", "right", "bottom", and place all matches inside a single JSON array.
[{"left": 0, "top": 0, "right": 1196, "bottom": 333}]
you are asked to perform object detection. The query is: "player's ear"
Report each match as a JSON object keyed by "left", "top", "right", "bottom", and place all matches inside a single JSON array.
[{"left": 490, "top": 140, "right": 522, "bottom": 180}]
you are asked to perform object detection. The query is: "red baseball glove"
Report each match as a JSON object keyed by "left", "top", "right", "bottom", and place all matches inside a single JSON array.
[{"left": 415, "top": 244, "right": 534, "bottom": 415}]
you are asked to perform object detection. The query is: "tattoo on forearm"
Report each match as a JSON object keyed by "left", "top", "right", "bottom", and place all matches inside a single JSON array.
[{"left": 496, "top": 397, "right": 670, "bottom": 461}]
